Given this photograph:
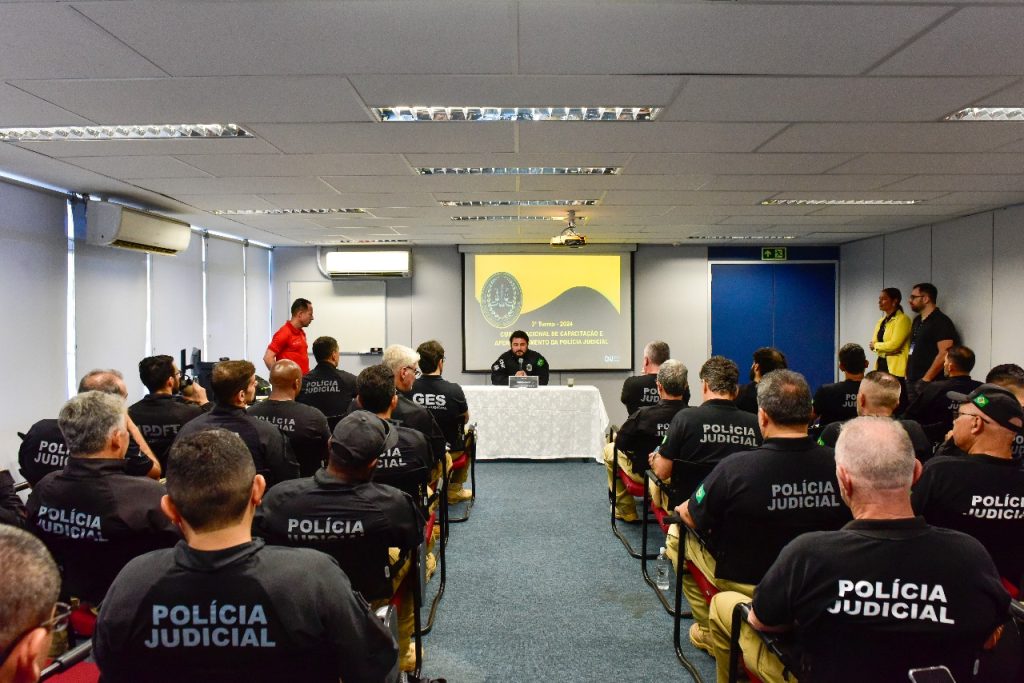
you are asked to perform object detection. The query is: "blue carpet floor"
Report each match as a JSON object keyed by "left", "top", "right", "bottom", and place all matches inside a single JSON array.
[{"left": 419, "top": 460, "right": 717, "bottom": 682}]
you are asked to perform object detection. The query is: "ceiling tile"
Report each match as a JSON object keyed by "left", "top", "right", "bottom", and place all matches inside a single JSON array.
[
  {"left": 761, "top": 123, "right": 1024, "bottom": 153},
  {"left": 0, "top": 84, "right": 93, "bottom": 127},
  {"left": 702, "top": 175, "right": 909, "bottom": 192},
  {"left": 879, "top": 175, "right": 1024, "bottom": 192},
  {"left": 321, "top": 175, "right": 516, "bottom": 193},
  {"left": 75, "top": 1, "right": 517, "bottom": 76},
  {"left": 11, "top": 136, "right": 279, "bottom": 158},
  {"left": 249, "top": 122, "right": 514, "bottom": 154},
  {"left": 519, "top": 122, "right": 785, "bottom": 153},
  {"left": 601, "top": 190, "right": 773, "bottom": 206},
  {"left": 873, "top": 7, "right": 1024, "bottom": 76},
  {"left": 518, "top": 2, "right": 949, "bottom": 75},
  {"left": 0, "top": 4, "right": 165, "bottom": 79},
  {"left": 174, "top": 154, "right": 413, "bottom": 178},
  {"left": 625, "top": 154, "right": 856, "bottom": 175},
  {"left": 129, "top": 176, "right": 336, "bottom": 196},
  {"left": 68, "top": 156, "right": 212, "bottom": 179},
  {"left": 11, "top": 76, "right": 373, "bottom": 124},
  {"left": 829, "top": 153, "right": 1024, "bottom": 175},
  {"left": 518, "top": 175, "right": 709, "bottom": 191}
]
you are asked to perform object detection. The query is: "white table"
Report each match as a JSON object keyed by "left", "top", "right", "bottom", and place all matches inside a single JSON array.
[{"left": 462, "top": 385, "right": 609, "bottom": 460}]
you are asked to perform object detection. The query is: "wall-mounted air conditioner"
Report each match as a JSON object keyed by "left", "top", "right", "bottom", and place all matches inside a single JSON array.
[
  {"left": 325, "top": 250, "right": 411, "bottom": 278},
  {"left": 86, "top": 201, "right": 192, "bottom": 255}
]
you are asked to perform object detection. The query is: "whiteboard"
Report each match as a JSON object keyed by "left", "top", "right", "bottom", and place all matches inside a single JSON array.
[{"left": 288, "top": 281, "right": 386, "bottom": 354}]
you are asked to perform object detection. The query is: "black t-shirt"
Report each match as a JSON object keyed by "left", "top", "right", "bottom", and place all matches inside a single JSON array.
[
  {"left": 819, "top": 416, "right": 934, "bottom": 463},
  {"left": 128, "top": 394, "right": 205, "bottom": 470},
  {"left": 753, "top": 517, "right": 1008, "bottom": 683},
  {"left": 614, "top": 399, "right": 688, "bottom": 475},
  {"left": 0, "top": 469, "right": 26, "bottom": 528},
  {"left": 735, "top": 381, "right": 758, "bottom": 414},
  {"left": 621, "top": 373, "right": 660, "bottom": 416},
  {"left": 907, "top": 309, "right": 959, "bottom": 382},
  {"left": 410, "top": 375, "right": 469, "bottom": 451},
  {"left": 26, "top": 458, "right": 179, "bottom": 603},
  {"left": 688, "top": 437, "right": 851, "bottom": 584},
  {"left": 659, "top": 399, "right": 760, "bottom": 506},
  {"left": 254, "top": 469, "right": 423, "bottom": 602},
  {"left": 248, "top": 399, "right": 330, "bottom": 478},
  {"left": 372, "top": 422, "right": 432, "bottom": 513},
  {"left": 18, "top": 418, "right": 153, "bottom": 485},
  {"left": 296, "top": 362, "right": 358, "bottom": 423},
  {"left": 93, "top": 540, "right": 397, "bottom": 683},
  {"left": 812, "top": 379, "right": 860, "bottom": 428},
  {"left": 903, "top": 375, "right": 981, "bottom": 444},
  {"left": 490, "top": 349, "right": 550, "bottom": 385},
  {"left": 912, "top": 453, "right": 1024, "bottom": 584},
  {"left": 175, "top": 404, "right": 299, "bottom": 488}
]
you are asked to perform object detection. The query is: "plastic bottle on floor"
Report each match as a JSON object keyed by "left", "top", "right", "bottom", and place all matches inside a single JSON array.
[{"left": 655, "top": 546, "right": 671, "bottom": 590}]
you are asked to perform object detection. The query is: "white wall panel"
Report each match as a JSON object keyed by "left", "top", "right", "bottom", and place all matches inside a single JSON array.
[
  {"left": 205, "top": 237, "right": 245, "bottom": 361},
  {"left": 883, "top": 225, "right": 932, "bottom": 293},
  {"left": 932, "top": 213, "right": 993, "bottom": 374},
  {"left": 0, "top": 182, "right": 67, "bottom": 474},
  {"left": 151, "top": 234, "right": 202, "bottom": 363},
  {"left": 991, "top": 205, "right": 1024, "bottom": 367},
  {"left": 839, "top": 237, "right": 884, "bottom": 368},
  {"left": 75, "top": 241, "right": 147, "bottom": 400},
  {"left": 245, "top": 245, "right": 271, "bottom": 364}
]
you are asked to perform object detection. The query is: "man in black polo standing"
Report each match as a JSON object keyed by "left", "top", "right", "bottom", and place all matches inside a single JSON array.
[{"left": 906, "top": 282, "right": 958, "bottom": 402}]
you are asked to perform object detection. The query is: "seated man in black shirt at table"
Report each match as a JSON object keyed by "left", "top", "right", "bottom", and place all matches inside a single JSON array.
[
  {"left": 709, "top": 417, "right": 1008, "bottom": 683},
  {"left": 95, "top": 428, "right": 397, "bottom": 683},
  {"left": 604, "top": 359, "right": 689, "bottom": 522},
  {"left": 249, "top": 360, "right": 330, "bottom": 477},
  {"left": 811, "top": 343, "right": 867, "bottom": 433},
  {"left": 20, "top": 369, "right": 160, "bottom": 485},
  {"left": 296, "top": 336, "right": 357, "bottom": 430},
  {"left": 129, "top": 355, "right": 207, "bottom": 472},
  {"left": 26, "top": 391, "right": 178, "bottom": 606},
  {"left": 490, "top": 330, "right": 549, "bottom": 386}
]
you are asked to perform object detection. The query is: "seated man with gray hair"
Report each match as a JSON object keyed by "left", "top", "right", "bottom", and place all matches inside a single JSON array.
[
  {"left": 709, "top": 417, "right": 1009, "bottom": 683},
  {"left": 26, "top": 391, "right": 178, "bottom": 606},
  {"left": 674, "top": 369, "right": 849, "bottom": 654},
  {"left": 0, "top": 525, "right": 65, "bottom": 683},
  {"left": 604, "top": 358, "right": 689, "bottom": 522}
]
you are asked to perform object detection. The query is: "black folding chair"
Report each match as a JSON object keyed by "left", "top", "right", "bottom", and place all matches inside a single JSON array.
[
  {"left": 727, "top": 602, "right": 797, "bottom": 683},
  {"left": 608, "top": 439, "right": 658, "bottom": 559}
]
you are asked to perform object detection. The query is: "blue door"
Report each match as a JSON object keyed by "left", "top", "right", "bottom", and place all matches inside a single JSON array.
[{"left": 710, "top": 262, "right": 837, "bottom": 394}]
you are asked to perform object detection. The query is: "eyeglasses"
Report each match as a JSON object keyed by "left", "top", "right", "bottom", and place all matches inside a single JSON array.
[
  {"left": 403, "top": 365, "right": 418, "bottom": 375},
  {"left": 909, "top": 294, "right": 924, "bottom": 301},
  {"left": 956, "top": 409, "right": 991, "bottom": 425},
  {"left": 0, "top": 602, "right": 71, "bottom": 664}
]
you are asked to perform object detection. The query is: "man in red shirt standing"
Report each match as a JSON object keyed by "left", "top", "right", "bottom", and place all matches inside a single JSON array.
[{"left": 264, "top": 298, "right": 314, "bottom": 374}]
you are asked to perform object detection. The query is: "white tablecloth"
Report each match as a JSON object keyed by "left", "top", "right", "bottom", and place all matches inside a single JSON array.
[{"left": 462, "top": 385, "right": 609, "bottom": 460}]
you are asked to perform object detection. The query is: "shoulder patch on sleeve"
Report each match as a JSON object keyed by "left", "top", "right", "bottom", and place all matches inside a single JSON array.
[{"left": 694, "top": 483, "right": 706, "bottom": 505}]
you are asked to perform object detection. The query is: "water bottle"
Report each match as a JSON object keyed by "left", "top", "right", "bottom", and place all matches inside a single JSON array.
[{"left": 655, "top": 546, "right": 671, "bottom": 590}]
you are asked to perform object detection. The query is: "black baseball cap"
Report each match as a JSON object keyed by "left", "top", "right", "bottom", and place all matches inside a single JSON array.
[
  {"left": 330, "top": 410, "right": 398, "bottom": 466},
  {"left": 947, "top": 383, "right": 1024, "bottom": 433}
]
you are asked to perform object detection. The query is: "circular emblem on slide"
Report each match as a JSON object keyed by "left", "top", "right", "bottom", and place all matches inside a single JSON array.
[{"left": 480, "top": 271, "right": 523, "bottom": 328}]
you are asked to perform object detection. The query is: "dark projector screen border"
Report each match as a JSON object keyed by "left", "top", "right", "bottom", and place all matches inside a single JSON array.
[{"left": 462, "top": 251, "right": 634, "bottom": 373}]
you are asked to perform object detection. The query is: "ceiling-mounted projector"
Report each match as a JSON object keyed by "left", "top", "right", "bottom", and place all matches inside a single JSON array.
[{"left": 550, "top": 210, "right": 587, "bottom": 248}]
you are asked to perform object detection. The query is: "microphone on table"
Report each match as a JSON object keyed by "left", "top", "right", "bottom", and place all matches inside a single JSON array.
[{"left": 518, "top": 358, "right": 524, "bottom": 374}]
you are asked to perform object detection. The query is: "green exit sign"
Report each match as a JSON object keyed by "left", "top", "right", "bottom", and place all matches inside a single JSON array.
[{"left": 761, "top": 247, "right": 788, "bottom": 261}]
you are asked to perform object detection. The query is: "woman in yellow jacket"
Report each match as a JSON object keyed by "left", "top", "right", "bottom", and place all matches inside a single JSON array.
[{"left": 869, "top": 287, "right": 911, "bottom": 377}]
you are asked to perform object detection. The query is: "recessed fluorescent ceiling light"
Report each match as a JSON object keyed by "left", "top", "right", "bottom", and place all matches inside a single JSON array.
[
  {"left": 690, "top": 235, "right": 796, "bottom": 240},
  {"left": 373, "top": 106, "right": 660, "bottom": 122},
  {"left": 417, "top": 167, "right": 620, "bottom": 176},
  {"left": 439, "top": 199, "right": 597, "bottom": 207},
  {"left": 212, "top": 208, "right": 365, "bottom": 216},
  {"left": 944, "top": 108, "right": 1024, "bottom": 122},
  {"left": 761, "top": 199, "right": 920, "bottom": 206},
  {"left": 451, "top": 215, "right": 570, "bottom": 222},
  {"left": 0, "top": 123, "right": 252, "bottom": 142}
]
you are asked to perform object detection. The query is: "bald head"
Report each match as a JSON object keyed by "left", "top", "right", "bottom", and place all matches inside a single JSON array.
[{"left": 268, "top": 359, "right": 302, "bottom": 399}]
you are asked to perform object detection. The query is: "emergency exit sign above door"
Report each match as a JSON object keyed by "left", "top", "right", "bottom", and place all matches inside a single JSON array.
[{"left": 761, "top": 247, "right": 787, "bottom": 261}]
